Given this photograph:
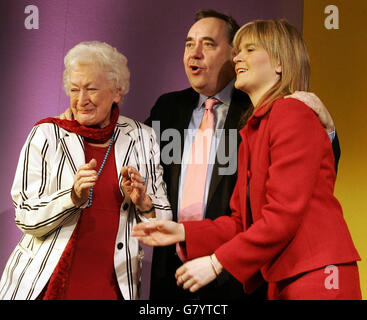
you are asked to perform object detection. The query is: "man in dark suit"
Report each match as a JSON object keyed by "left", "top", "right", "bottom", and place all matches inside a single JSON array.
[{"left": 145, "top": 9, "right": 340, "bottom": 300}]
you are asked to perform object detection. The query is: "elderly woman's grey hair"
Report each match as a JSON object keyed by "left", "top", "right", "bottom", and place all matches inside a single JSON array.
[{"left": 63, "top": 41, "right": 130, "bottom": 98}]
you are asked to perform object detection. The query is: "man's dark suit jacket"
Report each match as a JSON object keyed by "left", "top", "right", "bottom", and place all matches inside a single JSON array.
[{"left": 145, "top": 86, "right": 341, "bottom": 300}]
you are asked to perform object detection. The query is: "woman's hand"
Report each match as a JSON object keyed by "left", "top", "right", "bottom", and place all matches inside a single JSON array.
[
  {"left": 175, "top": 254, "right": 223, "bottom": 292},
  {"left": 121, "top": 166, "right": 153, "bottom": 213},
  {"left": 71, "top": 158, "right": 98, "bottom": 207},
  {"left": 132, "top": 220, "right": 185, "bottom": 246}
]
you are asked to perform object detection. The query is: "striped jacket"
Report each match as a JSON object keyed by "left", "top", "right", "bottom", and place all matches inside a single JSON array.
[{"left": 0, "top": 115, "right": 172, "bottom": 300}]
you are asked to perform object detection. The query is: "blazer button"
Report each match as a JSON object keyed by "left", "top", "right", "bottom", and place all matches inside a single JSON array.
[
  {"left": 247, "top": 170, "right": 252, "bottom": 179},
  {"left": 123, "top": 203, "right": 129, "bottom": 211},
  {"left": 250, "top": 118, "right": 260, "bottom": 127},
  {"left": 117, "top": 242, "right": 124, "bottom": 250}
]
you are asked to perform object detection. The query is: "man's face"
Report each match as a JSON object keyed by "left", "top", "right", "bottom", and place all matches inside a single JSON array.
[{"left": 183, "top": 17, "right": 235, "bottom": 96}]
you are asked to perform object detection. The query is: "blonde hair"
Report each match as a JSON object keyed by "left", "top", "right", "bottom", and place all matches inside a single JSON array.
[
  {"left": 63, "top": 41, "right": 130, "bottom": 97},
  {"left": 233, "top": 19, "right": 310, "bottom": 108}
]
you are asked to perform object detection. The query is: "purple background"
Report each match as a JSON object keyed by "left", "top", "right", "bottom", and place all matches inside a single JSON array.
[{"left": 0, "top": 0, "right": 303, "bottom": 299}]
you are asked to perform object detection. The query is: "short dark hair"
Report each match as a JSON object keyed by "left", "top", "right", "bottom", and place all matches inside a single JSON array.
[{"left": 195, "top": 9, "right": 240, "bottom": 44}]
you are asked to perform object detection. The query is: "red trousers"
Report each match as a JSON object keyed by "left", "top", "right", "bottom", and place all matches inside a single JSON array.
[{"left": 267, "top": 262, "right": 361, "bottom": 300}]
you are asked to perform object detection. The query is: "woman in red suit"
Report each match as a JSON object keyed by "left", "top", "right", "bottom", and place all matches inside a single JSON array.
[{"left": 132, "top": 19, "right": 362, "bottom": 299}]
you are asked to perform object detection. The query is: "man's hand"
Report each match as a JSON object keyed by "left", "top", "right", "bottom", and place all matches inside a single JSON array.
[
  {"left": 56, "top": 107, "right": 74, "bottom": 120},
  {"left": 286, "top": 91, "right": 335, "bottom": 133}
]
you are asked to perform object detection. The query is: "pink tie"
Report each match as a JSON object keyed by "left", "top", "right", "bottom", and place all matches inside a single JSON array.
[{"left": 176, "top": 97, "right": 219, "bottom": 260}]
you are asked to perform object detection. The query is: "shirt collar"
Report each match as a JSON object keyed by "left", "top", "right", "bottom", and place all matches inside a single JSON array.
[{"left": 197, "top": 78, "right": 235, "bottom": 110}]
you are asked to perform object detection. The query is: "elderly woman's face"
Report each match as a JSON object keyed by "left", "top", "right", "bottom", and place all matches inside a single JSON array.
[{"left": 69, "top": 65, "right": 121, "bottom": 128}]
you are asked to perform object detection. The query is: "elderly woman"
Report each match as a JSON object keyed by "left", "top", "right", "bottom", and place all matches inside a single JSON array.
[{"left": 0, "top": 41, "right": 172, "bottom": 300}]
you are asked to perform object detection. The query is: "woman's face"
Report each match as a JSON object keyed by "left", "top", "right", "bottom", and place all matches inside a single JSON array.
[
  {"left": 69, "top": 65, "right": 121, "bottom": 128},
  {"left": 233, "top": 37, "right": 280, "bottom": 105}
]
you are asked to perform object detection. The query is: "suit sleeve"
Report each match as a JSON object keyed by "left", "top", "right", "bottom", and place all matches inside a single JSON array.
[
  {"left": 11, "top": 126, "right": 79, "bottom": 239},
  {"left": 332, "top": 131, "right": 341, "bottom": 172},
  {"left": 211, "top": 99, "right": 330, "bottom": 284},
  {"left": 144, "top": 96, "right": 163, "bottom": 126}
]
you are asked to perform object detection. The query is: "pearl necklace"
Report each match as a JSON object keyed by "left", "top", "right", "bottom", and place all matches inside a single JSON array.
[{"left": 86, "top": 133, "right": 115, "bottom": 208}]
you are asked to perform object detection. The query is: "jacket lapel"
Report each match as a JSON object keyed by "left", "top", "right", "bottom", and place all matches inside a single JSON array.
[
  {"left": 113, "top": 119, "right": 135, "bottom": 189},
  {"left": 59, "top": 132, "right": 85, "bottom": 175},
  {"left": 206, "top": 89, "right": 251, "bottom": 209},
  {"left": 169, "top": 89, "right": 198, "bottom": 219}
]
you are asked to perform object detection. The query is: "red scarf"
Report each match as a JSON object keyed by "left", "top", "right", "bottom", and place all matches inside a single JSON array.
[{"left": 35, "top": 103, "right": 119, "bottom": 143}]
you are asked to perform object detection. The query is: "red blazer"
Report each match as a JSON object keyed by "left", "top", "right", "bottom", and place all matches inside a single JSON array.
[{"left": 183, "top": 98, "right": 360, "bottom": 293}]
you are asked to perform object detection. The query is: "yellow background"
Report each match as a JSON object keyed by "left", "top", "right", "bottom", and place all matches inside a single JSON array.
[{"left": 303, "top": 0, "right": 367, "bottom": 299}]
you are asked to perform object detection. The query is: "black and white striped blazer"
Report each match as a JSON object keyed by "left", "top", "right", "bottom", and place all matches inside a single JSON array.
[{"left": 0, "top": 115, "right": 172, "bottom": 300}]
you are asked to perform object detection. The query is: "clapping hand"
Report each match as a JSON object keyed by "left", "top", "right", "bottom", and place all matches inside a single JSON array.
[
  {"left": 71, "top": 158, "right": 97, "bottom": 207},
  {"left": 121, "top": 166, "right": 153, "bottom": 215}
]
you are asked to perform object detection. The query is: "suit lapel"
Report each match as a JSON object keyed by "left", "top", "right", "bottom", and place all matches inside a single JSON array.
[
  {"left": 169, "top": 89, "right": 198, "bottom": 219},
  {"left": 206, "top": 89, "right": 251, "bottom": 212}
]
